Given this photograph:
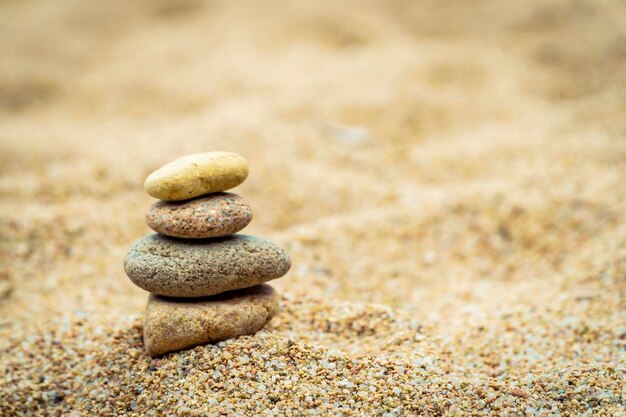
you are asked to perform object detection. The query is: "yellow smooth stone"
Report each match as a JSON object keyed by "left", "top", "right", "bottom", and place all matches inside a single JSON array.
[{"left": 144, "top": 151, "right": 249, "bottom": 201}]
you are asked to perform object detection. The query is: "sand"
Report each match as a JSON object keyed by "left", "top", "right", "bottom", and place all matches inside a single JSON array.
[{"left": 1, "top": 0, "right": 625, "bottom": 415}]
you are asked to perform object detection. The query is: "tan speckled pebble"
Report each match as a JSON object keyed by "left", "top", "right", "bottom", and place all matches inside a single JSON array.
[
  {"left": 124, "top": 234, "right": 291, "bottom": 297},
  {"left": 145, "top": 192, "right": 252, "bottom": 238},
  {"left": 143, "top": 284, "right": 279, "bottom": 357},
  {"left": 144, "top": 151, "right": 249, "bottom": 201}
]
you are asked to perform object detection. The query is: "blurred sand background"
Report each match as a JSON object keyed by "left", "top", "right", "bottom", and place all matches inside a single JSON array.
[{"left": 1, "top": 0, "right": 625, "bottom": 414}]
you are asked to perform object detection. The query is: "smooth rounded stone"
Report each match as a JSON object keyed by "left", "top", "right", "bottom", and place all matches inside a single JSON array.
[
  {"left": 143, "top": 284, "right": 279, "bottom": 357},
  {"left": 145, "top": 192, "right": 253, "bottom": 239},
  {"left": 124, "top": 234, "right": 291, "bottom": 297},
  {"left": 144, "top": 151, "right": 249, "bottom": 201}
]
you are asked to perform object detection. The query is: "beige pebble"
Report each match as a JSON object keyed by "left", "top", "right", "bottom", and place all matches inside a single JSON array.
[
  {"left": 144, "top": 151, "right": 249, "bottom": 201},
  {"left": 143, "top": 284, "right": 279, "bottom": 357}
]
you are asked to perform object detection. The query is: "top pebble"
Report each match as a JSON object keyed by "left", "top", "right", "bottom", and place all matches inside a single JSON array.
[{"left": 144, "top": 151, "right": 249, "bottom": 201}]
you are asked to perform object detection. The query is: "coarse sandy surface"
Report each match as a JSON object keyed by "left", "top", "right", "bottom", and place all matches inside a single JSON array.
[{"left": 1, "top": 0, "right": 625, "bottom": 415}]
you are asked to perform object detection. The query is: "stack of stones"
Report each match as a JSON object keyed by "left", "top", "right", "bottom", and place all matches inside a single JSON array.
[{"left": 124, "top": 151, "right": 291, "bottom": 357}]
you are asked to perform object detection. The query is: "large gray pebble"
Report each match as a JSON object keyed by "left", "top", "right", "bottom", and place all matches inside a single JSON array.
[{"left": 124, "top": 234, "right": 290, "bottom": 297}]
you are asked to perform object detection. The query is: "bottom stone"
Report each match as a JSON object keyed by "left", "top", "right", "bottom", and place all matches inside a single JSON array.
[{"left": 143, "top": 284, "right": 279, "bottom": 357}]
